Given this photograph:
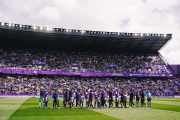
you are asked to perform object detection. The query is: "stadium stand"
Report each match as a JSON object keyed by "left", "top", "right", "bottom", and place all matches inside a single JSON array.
[
  {"left": 0, "top": 22, "right": 179, "bottom": 96},
  {"left": 0, "top": 48, "right": 173, "bottom": 74},
  {"left": 0, "top": 75, "right": 180, "bottom": 95}
]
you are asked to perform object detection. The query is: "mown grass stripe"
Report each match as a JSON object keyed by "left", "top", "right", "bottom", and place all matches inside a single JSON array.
[
  {"left": 0, "top": 97, "right": 27, "bottom": 120},
  {"left": 152, "top": 100, "right": 180, "bottom": 102},
  {"left": 9, "top": 98, "right": 119, "bottom": 120},
  {"left": 92, "top": 107, "right": 180, "bottom": 120},
  {"left": 151, "top": 101, "right": 180, "bottom": 105},
  {"left": 148, "top": 103, "right": 180, "bottom": 112}
]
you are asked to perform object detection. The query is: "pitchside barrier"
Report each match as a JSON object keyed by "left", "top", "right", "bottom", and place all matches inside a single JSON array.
[{"left": 0, "top": 69, "right": 173, "bottom": 77}]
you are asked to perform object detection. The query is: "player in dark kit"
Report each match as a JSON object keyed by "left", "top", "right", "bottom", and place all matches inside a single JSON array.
[
  {"left": 104, "top": 89, "right": 108, "bottom": 108},
  {"left": 136, "top": 90, "right": 140, "bottom": 107},
  {"left": 108, "top": 89, "right": 113, "bottom": 108},
  {"left": 140, "top": 89, "right": 146, "bottom": 107},
  {"left": 85, "top": 89, "right": 89, "bottom": 108},
  {"left": 94, "top": 89, "right": 98, "bottom": 108},
  {"left": 69, "top": 89, "right": 73, "bottom": 107},
  {"left": 44, "top": 93, "right": 48, "bottom": 108},
  {"left": 62, "top": 90, "right": 66, "bottom": 108},
  {"left": 129, "top": 90, "right": 135, "bottom": 108},
  {"left": 89, "top": 90, "right": 93, "bottom": 108},
  {"left": 101, "top": 90, "right": 105, "bottom": 108},
  {"left": 120, "top": 91, "right": 124, "bottom": 108},
  {"left": 52, "top": 90, "right": 60, "bottom": 109},
  {"left": 75, "top": 89, "right": 80, "bottom": 108},
  {"left": 39, "top": 89, "right": 46, "bottom": 108},
  {"left": 65, "top": 89, "right": 69, "bottom": 108}
]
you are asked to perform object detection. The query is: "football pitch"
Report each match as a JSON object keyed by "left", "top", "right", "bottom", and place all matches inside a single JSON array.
[{"left": 0, "top": 97, "right": 180, "bottom": 120}]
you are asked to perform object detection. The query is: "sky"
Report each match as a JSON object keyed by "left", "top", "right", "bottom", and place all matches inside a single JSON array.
[{"left": 0, "top": 0, "right": 180, "bottom": 64}]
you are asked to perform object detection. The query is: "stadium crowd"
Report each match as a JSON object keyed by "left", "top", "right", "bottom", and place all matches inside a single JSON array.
[
  {"left": 0, "top": 48, "right": 178, "bottom": 109},
  {"left": 0, "top": 48, "right": 172, "bottom": 74},
  {"left": 0, "top": 75, "right": 180, "bottom": 96}
]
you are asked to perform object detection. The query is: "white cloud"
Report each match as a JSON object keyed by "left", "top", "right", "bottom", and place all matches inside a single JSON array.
[
  {"left": 29, "top": 7, "right": 61, "bottom": 27},
  {"left": 0, "top": 0, "right": 180, "bottom": 64}
]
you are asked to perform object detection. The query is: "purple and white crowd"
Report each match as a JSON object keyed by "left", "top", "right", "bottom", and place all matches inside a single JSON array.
[
  {"left": 0, "top": 48, "right": 179, "bottom": 109},
  {"left": 0, "top": 48, "right": 172, "bottom": 74},
  {"left": 0, "top": 75, "right": 180, "bottom": 96}
]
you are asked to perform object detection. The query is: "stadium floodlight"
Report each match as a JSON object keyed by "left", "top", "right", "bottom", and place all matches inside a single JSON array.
[
  {"left": 9, "top": 23, "right": 11, "bottom": 26},
  {"left": 46, "top": 27, "right": 49, "bottom": 31},
  {"left": 147, "top": 34, "right": 148, "bottom": 36},
  {"left": 141, "top": 34, "right": 143, "bottom": 36},
  {"left": 66, "top": 29, "right": 69, "bottom": 32},
  {"left": 135, "top": 33, "right": 137, "bottom": 36},
  {"left": 50, "top": 28, "right": 52, "bottom": 31},
  {"left": 40, "top": 27, "right": 43, "bottom": 30},
  {"left": 13, "top": 24, "right": 14, "bottom": 26},
  {"left": 33, "top": 26, "right": 36, "bottom": 29},
  {"left": 20, "top": 25, "right": 22, "bottom": 27},
  {"left": 81, "top": 30, "right": 84, "bottom": 33},
  {"left": 1, "top": 22, "right": 4, "bottom": 25},
  {"left": 164, "top": 34, "right": 166, "bottom": 37}
]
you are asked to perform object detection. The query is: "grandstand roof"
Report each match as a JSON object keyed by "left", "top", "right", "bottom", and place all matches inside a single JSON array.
[{"left": 0, "top": 22, "right": 172, "bottom": 55}]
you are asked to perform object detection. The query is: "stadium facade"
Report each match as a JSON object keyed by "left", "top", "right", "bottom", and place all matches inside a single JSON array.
[{"left": 0, "top": 22, "right": 176, "bottom": 77}]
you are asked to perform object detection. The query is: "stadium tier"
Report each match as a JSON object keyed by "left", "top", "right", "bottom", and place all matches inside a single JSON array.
[
  {"left": 0, "top": 22, "right": 174, "bottom": 77},
  {"left": 0, "top": 22, "right": 179, "bottom": 96},
  {"left": 0, "top": 49, "right": 174, "bottom": 77},
  {"left": 0, "top": 76, "right": 180, "bottom": 96}
]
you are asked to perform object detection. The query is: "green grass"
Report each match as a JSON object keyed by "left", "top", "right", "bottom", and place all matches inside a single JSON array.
[
  {"left": 151, "top": 98, "right": 180, "bottom": 102},
  {"left": 150, "top": 103, "right": 180, "bottom": 112},
  {"left": 0, "top": 97, "right": 27, "bottom": 120},
  {"left": 9, "top": 98, "right": 118, "bottom": 120},
  {"left": 0, "top": 97, "right": 180, "bottom": 120}
]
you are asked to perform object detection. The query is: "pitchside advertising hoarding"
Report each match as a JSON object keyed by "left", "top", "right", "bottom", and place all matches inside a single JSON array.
[
  {"left": 71, "top": 63, "right": 80, "bottom": 66},
  {"left": 108, "top": 64, "right": 116, "bottom": 67},
  {"left": 35, "top": 62, "right": 45, "bottom": 64},
  {"left": 0, "top": 69, "right": 173, "bottom": 77}
]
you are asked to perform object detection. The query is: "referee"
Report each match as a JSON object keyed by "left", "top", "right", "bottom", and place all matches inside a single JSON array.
[{"left": 147, "top": 91, "right": 152, "bottom": 107}]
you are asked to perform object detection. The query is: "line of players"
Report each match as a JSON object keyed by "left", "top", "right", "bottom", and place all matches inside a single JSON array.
[{"left": 39, "top": 88, "right": 152, "bottom": 109}]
